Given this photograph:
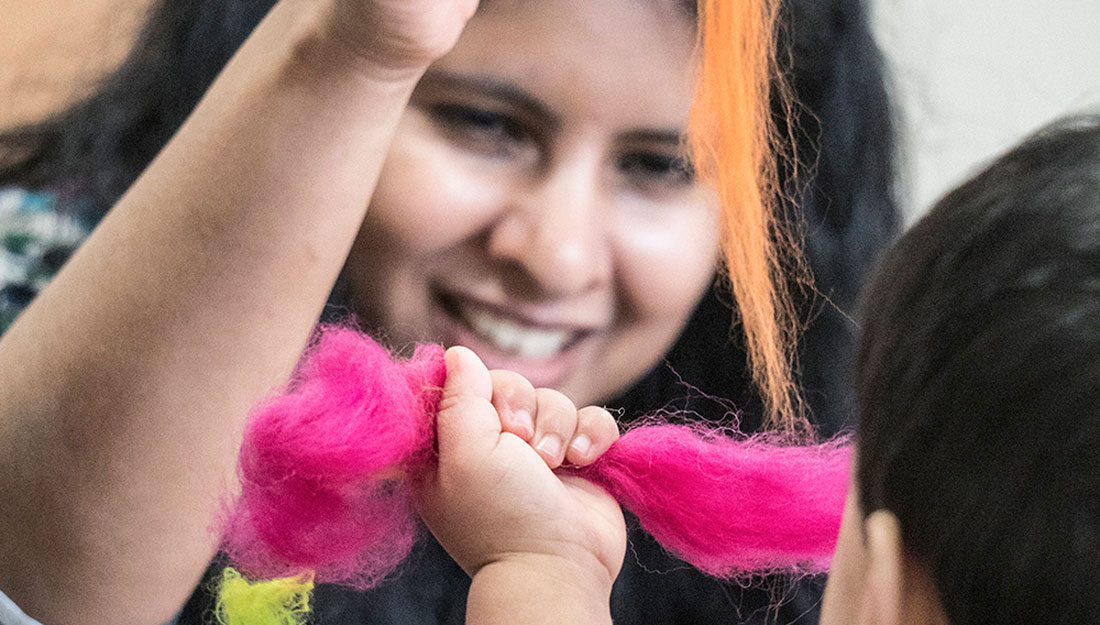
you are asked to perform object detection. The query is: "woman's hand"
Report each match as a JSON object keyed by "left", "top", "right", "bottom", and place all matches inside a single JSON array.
[
  {"left": 415, "top": 347, "right": 626, "bottom": 624},
  {"left": 325, "top": 0, "right": 480, "bottom": 75}
]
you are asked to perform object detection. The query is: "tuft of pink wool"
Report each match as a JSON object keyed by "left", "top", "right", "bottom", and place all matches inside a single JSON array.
[
  {"left": 221, "top": 327, "right": 444, "bottom": 587},
  {"left": 575, "top": 427, "right": 850, "bottom": 576},
  {"left": 221, "top": 326, "right": 849, "bottom": 588}
]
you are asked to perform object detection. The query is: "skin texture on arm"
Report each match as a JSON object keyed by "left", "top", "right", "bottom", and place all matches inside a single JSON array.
[
  {"left": 0, "top": 1, "right": 475, "bottom": 623},
  {"left": 416, "top": 347, "right": 626, "bottom": 625}
]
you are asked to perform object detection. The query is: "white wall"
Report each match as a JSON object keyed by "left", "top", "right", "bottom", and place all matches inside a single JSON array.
[{"left": 871, "top": 0, "right": 1100, "bottom": 220}]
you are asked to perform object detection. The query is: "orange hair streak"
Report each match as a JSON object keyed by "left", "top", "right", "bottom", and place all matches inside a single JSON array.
[{"left": 688, "top": 0, "right": 808, "bottom": 431}]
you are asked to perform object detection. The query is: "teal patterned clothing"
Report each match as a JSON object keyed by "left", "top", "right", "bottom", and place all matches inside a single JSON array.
[{"left": 0, "top": 187, "right": 93, "bottom": 333}]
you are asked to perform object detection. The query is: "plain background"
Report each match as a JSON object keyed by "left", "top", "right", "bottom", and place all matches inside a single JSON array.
[
  {"left": 2, "top": 0, "right": 1100, "bottom": 220},
  {"left": 871, "top": 0, "right": 1100, "bottom": 219}
]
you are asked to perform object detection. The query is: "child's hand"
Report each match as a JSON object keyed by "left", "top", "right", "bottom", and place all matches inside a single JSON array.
[{"left": 415, "top": 347, "right": 627, "bottom": 602}]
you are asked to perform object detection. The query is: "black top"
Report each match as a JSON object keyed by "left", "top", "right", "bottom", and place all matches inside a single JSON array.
[{"left": 179, "top": 520, "right": 823, "bottom": 625}]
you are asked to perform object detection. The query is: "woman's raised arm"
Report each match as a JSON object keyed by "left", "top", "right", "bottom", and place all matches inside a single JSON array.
[{"left": 0, "top": 1, "right": 475, "bottom": 623}]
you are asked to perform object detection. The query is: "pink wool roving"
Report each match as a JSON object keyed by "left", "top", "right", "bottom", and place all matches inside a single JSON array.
[
  {"left": 221, "top": 325, "right": 850, "bottom": 588},
  {"left": 221, "top": 327, "right": 445, "bottom": 587},
  {"left": 575, "top": 427, "right": 850, "bottom": 576}
]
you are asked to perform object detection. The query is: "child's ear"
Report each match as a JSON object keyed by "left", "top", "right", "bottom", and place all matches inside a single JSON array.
[
  {"left": 860, "top": 511, "right": 904, "bottom": 625},
  {"left": 861, "top": 511, "right": 948, "bottom": 625}
]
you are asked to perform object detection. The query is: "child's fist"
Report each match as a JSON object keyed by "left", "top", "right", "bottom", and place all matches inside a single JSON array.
[{"left": 415, "top": 346, "right": 626, "bottom": 589}]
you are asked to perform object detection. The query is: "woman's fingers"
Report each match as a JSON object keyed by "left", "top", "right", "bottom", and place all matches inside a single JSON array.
[{"left": 565, "top": 406, "right": 619, "bottom": 467}]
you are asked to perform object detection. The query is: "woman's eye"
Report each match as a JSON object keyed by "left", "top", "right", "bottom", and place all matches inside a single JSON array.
[
  {"left": 618, "top": 152, "right": 695, "bottom": 190},
  {"left": 427, "top": 104, "right": 531, "bottom": 156}
]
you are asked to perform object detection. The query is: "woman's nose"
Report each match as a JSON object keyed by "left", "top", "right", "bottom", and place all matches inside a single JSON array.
[{"left": 487, "top": 156, "right": 611, "bottom": 296}]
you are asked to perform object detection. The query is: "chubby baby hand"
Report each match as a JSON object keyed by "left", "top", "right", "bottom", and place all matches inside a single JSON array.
[{"left": 415, "top": 346, "right": 627, "bottom": 598}]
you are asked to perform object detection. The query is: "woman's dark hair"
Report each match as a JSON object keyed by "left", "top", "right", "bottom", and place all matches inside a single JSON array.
[
  {"left": 0, "top": 0, "right": 277, "bottom": 217},
  {"left": 856, "top": 115, "right": 1100, "bottom": 625}
]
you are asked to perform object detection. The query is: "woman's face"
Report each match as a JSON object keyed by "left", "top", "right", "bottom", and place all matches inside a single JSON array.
[{"left": 345, "top": 0, "right": 719, "bottom": 406}]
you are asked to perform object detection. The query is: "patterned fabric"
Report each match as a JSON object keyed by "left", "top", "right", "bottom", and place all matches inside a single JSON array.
[{"left": 0, "top": 187, "right": 92, "bottom": 333}]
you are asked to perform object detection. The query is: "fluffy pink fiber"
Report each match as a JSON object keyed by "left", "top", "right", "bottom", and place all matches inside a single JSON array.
[
  {"left": 576, "top": 426, "right": 849, "bottom": 576},
  {"left": 221, "top": 327, "right": 445, "bottom": 587},
  {"left": 222, "top": 326, "right": 850, "bottom": 588}
]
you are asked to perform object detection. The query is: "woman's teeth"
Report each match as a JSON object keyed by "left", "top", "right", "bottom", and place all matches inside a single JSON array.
[{"left": 461, "top": 305, "right": 571, "bottom": 359}]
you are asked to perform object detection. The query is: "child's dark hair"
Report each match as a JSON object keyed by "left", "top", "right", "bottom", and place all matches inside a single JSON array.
[{"left": 856, "top": 114, "right": 1100, "bottom": 625}]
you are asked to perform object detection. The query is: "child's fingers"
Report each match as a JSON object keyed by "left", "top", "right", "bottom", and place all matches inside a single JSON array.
[
  {"left": 489, "top": 369, "right": 537, "bottom": 442},
  {"left": 531, "top": 388, "right": 579, "bottom": 469},
  {"left": 564, "top": 406, "right": 619, "bottom": 466},
  {"left": 442, "top": 346, "right": 493, "bottom": 401},
  {"left": 436, "top": 346, "right": 499, "bottom": 459}
]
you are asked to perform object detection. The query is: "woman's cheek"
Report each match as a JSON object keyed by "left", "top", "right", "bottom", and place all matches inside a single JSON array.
[
  {"left": 366, "top": 124, "right": 508, "bottom": 251},
  {"left": 613, "top": 206, "right": 721, "bottom": 314}
]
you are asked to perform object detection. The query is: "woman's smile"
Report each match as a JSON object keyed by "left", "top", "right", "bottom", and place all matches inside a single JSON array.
[{"left": 430, "top": 285, "right": 604, "bottom": 387}]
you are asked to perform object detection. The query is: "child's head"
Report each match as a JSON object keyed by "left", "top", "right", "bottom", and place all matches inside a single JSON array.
[{"left": 823, "top": 115, "right": 1100, "bottom": 625}]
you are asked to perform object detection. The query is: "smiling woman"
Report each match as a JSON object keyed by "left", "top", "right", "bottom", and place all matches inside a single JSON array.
[
  {"left": 0, "top": 0, "right": 896, "bottom": 623},
  {"left": 343, "top": 0, "right": 716, "bottom": 405}
]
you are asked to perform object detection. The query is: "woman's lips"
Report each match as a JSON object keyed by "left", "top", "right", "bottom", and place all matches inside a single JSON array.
[{"left": 433, "top": 290, "right": 599, "bottom": 388}]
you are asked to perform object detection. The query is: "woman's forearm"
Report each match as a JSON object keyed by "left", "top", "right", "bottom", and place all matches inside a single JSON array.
[{"left": 0, "top": 1, "right": 424, "bottom": 623}]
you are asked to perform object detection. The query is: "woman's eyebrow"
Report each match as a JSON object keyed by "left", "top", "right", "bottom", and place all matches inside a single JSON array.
[
  {"left": 418, "top": 70, "right": 685, "bottom": 143},
  {"left": 419, "top": 70, "right": 560, "bottom": 129},
  {"left": 620, "top": 129, "right": 685, "bottom": 147}
]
